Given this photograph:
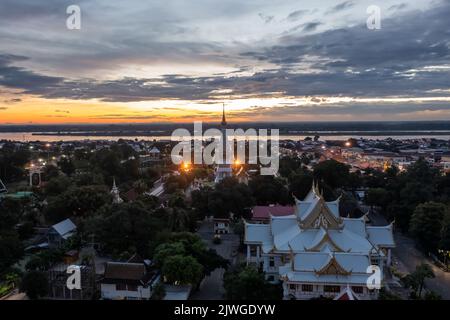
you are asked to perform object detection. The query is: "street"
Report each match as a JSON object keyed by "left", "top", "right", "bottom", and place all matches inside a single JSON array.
[
  {"left": 368, "top": 206, "right": 450, "bottom": 299},
  {"left": 191, "top": 221, "right": 239, "bottom": 300}
]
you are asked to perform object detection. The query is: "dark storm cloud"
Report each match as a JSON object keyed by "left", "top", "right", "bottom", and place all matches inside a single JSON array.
[
  {"left": 231, "top": 101, "right": 450, "bottom": 118},
  {"left": 286, "top": 10, "right": 309, "bottom": 21},
  {"left": 389, "top": 3, "right": 408, "bottom": 11},
  {"left": 0, "top": 2, "right": 449, "bottom": 106},
  {"left": 301, "top": 22, "right": 322, "bottom": 32},
  {"left": 0, "top": 54, "right": 64, "bottom": 92},
  {"left": 326, "top": 1, "right": 355, "bottom": 14}
]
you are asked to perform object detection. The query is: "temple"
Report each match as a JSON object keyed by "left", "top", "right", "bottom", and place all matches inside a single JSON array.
[
  {"left": 244, "top": 182, "right": 395, "bottom": 300},
  {"left": 214, "top": 103, "right": 233, "bottom": 183},
  {"left": 111, "top": 178, "right": 123, "bottom": 204}
]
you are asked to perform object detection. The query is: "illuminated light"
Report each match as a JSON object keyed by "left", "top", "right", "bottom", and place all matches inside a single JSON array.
[
  {"left": 182, "top": 162, "right": 191, "bottom": 171},
  {"left": 29, "top": 146, "right": 34, "bottom": 150},
  {"left": 234, "top": 159, "right": 241, "bottom": 166},
  {"left": 321, "top": 145, "right": 326, "bottom": 150},
  {"left": 38, "top": 158, "right": 43, "bottom": 162},
  {"left": 45, "top": 143, "right": 51, "bottom": 148},
  {"left": 52, "top": 156, "right": 56, "bottom": 160},
  {"left": 345, "top": 142, "right": 351, "bottom": 147}
]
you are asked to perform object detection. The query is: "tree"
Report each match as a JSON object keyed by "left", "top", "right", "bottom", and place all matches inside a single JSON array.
[
  {"left": 20, "top": 271, "right": 49, "bottom": 299},
  {"left": 153, "top": 242, "right": 186, "bottom": 267},
  {"left": 313, "top": 159, "right": 350, "bottom": 189},
  {"left": 409, "top": 202, "right": 448, "bottom": 252},
  {"left": 288, "top": 172, "right": 313, "bottom": 200},
  {"left": 223, "top": 266, "right": 282, "bottom": 300},
  {"left": 402, "top": 263, "right": 435, "bottom": 298},
  {"left": 0, "top": 231, "right": 23, "bottom": 274},
  {"left": 45, "top": 185, "right": 111, "bottom": 222},
  {"left": 58, "top": 157, "right": 75, "bottom": 176},
  {"left": 83, "top": 202, "right": 165, "bottom": 257},
  {"left": 162, "top": 255, "right": 203, "bottom": 285},
  {"left": 153, "top": 233, "right": 228, "bottom": 279},
  {"left": 365, "top": 188, "right": 390, "bottom": 211},
  {"left": 248, "top": 176, "right": 290, "bottom": 205},
  {"left": 208, "top": 178, "right": 254, "bottom": 218},
  {"left": 151, "top": 282, "right": 166, "bottom": 300},
  {"left": 45, "top": 176, "right": 72, "bottom": 196}
]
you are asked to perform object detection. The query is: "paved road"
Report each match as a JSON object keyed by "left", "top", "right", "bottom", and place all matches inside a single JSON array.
[
  {"left": 191, "top": 221, "right": 239, "bottom": 300},
  {"left": 368, "top": 207, "right": 450, "bottom": 299},
  {"left": 393, "top": 232, "right": 450, "bottom": 299}
]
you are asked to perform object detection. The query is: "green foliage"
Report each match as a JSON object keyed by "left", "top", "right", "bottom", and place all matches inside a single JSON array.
[
  {"left": 288, "top": 171, "right": 313, "bottom": 200},
  {"left": 409, "top": 202, "right": 448, "bottom": 252},
  {"left": 248, "top": 176, "right": 291, "bottom": 205},
  {"left": 402, "top": 263, "right": 435, "bottom": 298},
  {"left": 154, "top": 232, "right": 228, "bottom": 282},
  {"left": 83, "top": 202, "right": 164, "bottom": 257},
  {"left": 365, "top": 188, "right": 390, "bottom": 210},
  {"left": 162, "top": 255, "right": 203, "bottom": 285},
  {"left": 424, "top": 290, "right": 441, "bottom": 300},
  {"left": 313, "top": 159, "right": 350, "bottom": 189},
  {"left": 20, "top": 271, "right": 48, "bottom": 299},
  {"left": 378, "top": 288, "right": 402, "bottom": 300},
  {"left": 44, "top": 185, "right": 111, "bottom": 222},
  {"left": 223, "top": 266, "right": 283, "bottom": 300},
  {"left": 151, "top": 282, "right": 166, "bottom": 300},
  {"left": 58, "top": 157, "right": 75, "bottom": 176},
  {"left": 153, "top": 242, "right": 186, "bottom": 267},
  {"left": 0, "top": 143, "right": 30, "bottom": 182},
  {"left": 44, "top": 176, "right": 72, "bottom": 196},
  {"left": 0, "top": 231, "right": 23, "bottom": 274},
  {"left": 0, "top": 198, "right": 24, "bottom": 274}
]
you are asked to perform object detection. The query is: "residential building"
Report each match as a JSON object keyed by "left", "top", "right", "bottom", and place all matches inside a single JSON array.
[{"left": 100, "top": 261, "right": 160, "bottom": 300}]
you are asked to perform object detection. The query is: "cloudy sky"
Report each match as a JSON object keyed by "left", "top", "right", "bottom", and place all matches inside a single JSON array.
[{"left": 0, "top": 0, "right": 449, "bottom": 124}]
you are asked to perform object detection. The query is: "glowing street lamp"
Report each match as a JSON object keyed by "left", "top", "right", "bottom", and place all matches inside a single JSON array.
[
  {"left": 345, "top": 141, "right": 351, "bottom": 147},
  {"left": 182, "top": 162, "right": 191, "bottom": 172}
]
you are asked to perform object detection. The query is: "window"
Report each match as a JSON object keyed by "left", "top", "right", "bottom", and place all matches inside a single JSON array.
[
  {"left": 269, "top": 257, "right": 275, "bottom": 267},
  {"left": 127, "top": 284, "right": 138, "bottom": 292},
  {"left": 289, "top": 284, "right": 296, "bottom": 290},
  {"left": 267, "top": 276, "right": 274, "bottom": 282},
  {"left": 116, "top": 283, "right": 126, "bottom": 291},
  {"left": 324, "top": 285, "right": 340, "bottom": 293},
  {"left": 352, "top": 286, "right": 363, "bottom": 294},
  {"left": 301, "top": 284, "right": 313, "bottom": 292}
]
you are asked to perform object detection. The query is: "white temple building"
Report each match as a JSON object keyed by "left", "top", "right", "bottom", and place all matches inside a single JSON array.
[
  {"left": 111, "top": 178, "right": 123, "bottom": 204},
  {"left": 244, "top": 182, "right": 395, "bottom": 300}
]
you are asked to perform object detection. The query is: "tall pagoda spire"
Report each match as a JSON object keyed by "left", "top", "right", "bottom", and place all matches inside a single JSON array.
[
  {"left": 221, "top": 102, "right": 227, "bottom": 126},
  {"left": 111, "top": 177, "right": 123, "bottom": 204}
]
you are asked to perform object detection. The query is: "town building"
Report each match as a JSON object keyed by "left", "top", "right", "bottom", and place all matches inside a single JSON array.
[
  {"left": 100, "top": 261, "right": 160, "bottom": 300},
  {"left": 47, "top": 218, "right": 77, "bottom": 248},
  {"left": 250, "top": 205, "right": 295, "bottom": 223},
  {"left": 244, "top": 182, "right": 395, "bottom": 300},
  {"left": 213, "top": 218, "right": 230, "bottom": 234}
]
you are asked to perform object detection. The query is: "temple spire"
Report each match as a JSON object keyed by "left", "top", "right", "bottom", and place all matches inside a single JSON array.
[
  {"left": 221, "top": 103, "right": 227, "bottom": 126},
  {"left": 111, "top": 177, "right": 123, "bottom": 204}
]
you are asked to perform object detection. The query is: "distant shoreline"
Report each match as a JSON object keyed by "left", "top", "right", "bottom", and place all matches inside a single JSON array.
[{"left": 26, "top": 130, "right": 450, "bottom": 137}]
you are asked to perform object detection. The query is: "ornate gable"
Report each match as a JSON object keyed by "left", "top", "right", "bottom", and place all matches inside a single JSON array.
[
  {"left": 300, "top": 197, "right": 342, "bottom": 229},
  {"left": 307, "top": 230, "right": 344, "bottom": 252},
  {"left": 315, "top": 255, "right": 351, "bottom": 276}
]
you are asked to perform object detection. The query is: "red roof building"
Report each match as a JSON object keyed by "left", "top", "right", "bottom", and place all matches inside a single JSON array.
[{"left": 251, "top": 205, "right": 295, "bottom": 223}]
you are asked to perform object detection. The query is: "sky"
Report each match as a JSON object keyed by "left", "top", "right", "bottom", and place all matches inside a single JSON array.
[{"left": 0, "top": 0, "right": 450, "bottom": 124}]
